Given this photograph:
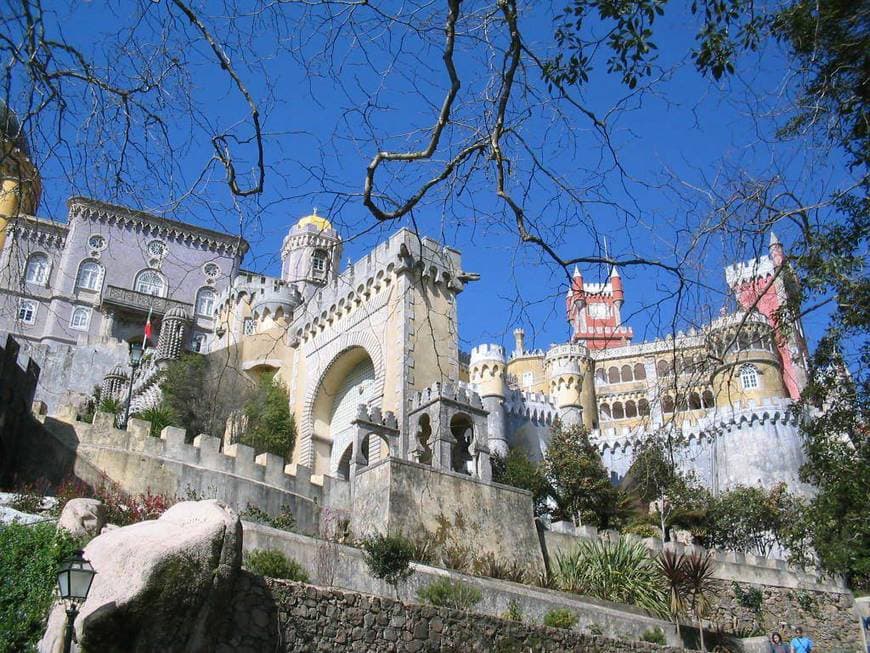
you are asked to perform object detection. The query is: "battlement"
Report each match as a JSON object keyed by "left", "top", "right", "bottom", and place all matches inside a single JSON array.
[
  {"left": 469, "top": 343, "right": 506, "bottom": 365},
  {"left": 410, "top": 380, "right": 483, "bottom": 412},
  {"left": 353, "top": 404, "right": 399, "bottom": 431},
  {"left": 724, "top": 253, "right": 775, "bottom": 287},
  {"left": 589, "top": 329, "right": 705, "bottom": 360},
  {"left": 504, "top": 388, "right": 558, "bottom": 422},
  {"left": 706, "top": 310, "right": 771, "bottom": 333},
  {"left": 545, "top": 524, "right": 845, "bottom": 592},
  {"left": 509, "top": 348, "right": 545, "bottom": 361}
]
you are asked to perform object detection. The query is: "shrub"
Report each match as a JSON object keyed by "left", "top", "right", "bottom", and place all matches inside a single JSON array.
[
  {"left": 98, "top": 397, "right": 122, "bottom": 414},
  {"left": 0, "top": 522, "right": 81, "bottom": 651},
  {"left": 417, "top": 577, "right": 482, "bottom": 610},
  {"left": 240, "top": 504, "right": 296, "bottom": 532},
  {"left": 732, "top": 582, "right": 764, "bottom": 613},
  {"left": 244, "top": 549, "right": 309, "bottom": 581},
  {"left": 554, "top": 538, "right": 668, "bottom": 618},
  {"left": 641, "top": 627, "right": 667, "bottom": 644},
  {"left": 471, "top": 552, "right": 530, "bottom": 583},
  {"left": 241, "top": 374, "right": 296, "bottom": 460},
  {"left": 622, "top": 522, "right": 661, "bottom": 539},
  {"left": 9, "top": 488, "right": 43, "bottom": 515},
  {"left": 502, "top": 599, "right": 523, "bottom": 622},
  {"left": 361, "top": 532, "right": 416, "bottom": 594},
  {"left": 133, "top": 405, "right": 175, "bottom": 437},
  {"left": 543, "top": 608, "right": 577, "bottom": 630}
]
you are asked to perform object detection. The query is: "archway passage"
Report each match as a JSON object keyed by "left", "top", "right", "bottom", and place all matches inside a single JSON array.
[
  {"left": 311, "top": 346, "right": 377, "bottom": 476},
  {"left": 450, "top": 413, "right": 474, "bottom": 475}
]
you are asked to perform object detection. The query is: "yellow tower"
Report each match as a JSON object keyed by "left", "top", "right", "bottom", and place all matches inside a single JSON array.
[
  {"left": 0, "top": 102, "right": 40, "bottom": 252},
  {"left": 545, "top": 343, "right": 595, "bottom": 429},
  {"left": 708, "top": 312, "right": 788, "bottom": 407}
]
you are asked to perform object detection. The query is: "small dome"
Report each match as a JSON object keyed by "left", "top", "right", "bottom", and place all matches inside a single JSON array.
[
  {"left": 106, "top": 365, "right": 128, "bottom": 379},
  {"left": 296, "top": 208, "right": 333, "bottom": 232},
  {"left": 164, "top": 306, "right": 190, "bottom": 321}
]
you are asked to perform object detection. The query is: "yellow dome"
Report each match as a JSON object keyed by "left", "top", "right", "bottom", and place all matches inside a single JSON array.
[{"left": 296, "top": 210, "right": 333, "bottom": 232}]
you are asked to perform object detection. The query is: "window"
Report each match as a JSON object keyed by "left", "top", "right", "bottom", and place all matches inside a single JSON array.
[
  {"left": 25, "top": 253, "right": 49, "bottom": 285},
  {"left": 621, "top": 365, "right": 633, "bottom": 382},
  {"left": 625, "top": 400, "right": 637, "bottom": 418},
  {"left": 599, "top": 403, "right": 611, "bottom": 419},
  {"left": 17, "top": 299, "right": 37, "bottom": 324},
  {"left": 243, "top": 317, "right": 254, "bottom": 335},
  {"left": 311, "top": 249, "right": 327, "bottom": 277},
  {"left": 76, "top": 260, "right": 103, "bottom": 291},
  {"left": 702, "top": 390, "right": 715, "bottom": 408},
  {"left": 638, "top": 399, "right": 651, "bottom": 416},
  {"left": 689, "top": 392, "right": 702, "bottom": 410},
  {"left": 612, "top": 402, "right": 625, "bottom": 419},
  {"left": 195, "top": 287, "right": 216, "bottom": 317},
  {"left": 740, "top": 364, "right": 759, "bottom": 390},
  {"left": 633, "top": 363, "right": 646, "bottom": 380},
  {"left": 522, "top": 371, "right": 534, "bottom": 388},
  {"left": 203, "top": 262, "right": 220, "bottom": 278},
  {"left": 607, "top": 366, "right": 620, "bottom": 383},
  {"left": 656, "top": 359, "right": 672, "bottom": 376},
  {"left": 588, "top": 303, "right": 608, "bottom": 318},
  {"left": 87, "top": 234, "right": 106, "bottom": 251},
  {"left": 662, "top": 396, "right": 675, "bottom": 413},
  {"left": 134, "top": 269, "right": 166, "bottom": 296},
  {"left": 191, "top": 333, "right": 207, "bottom": 353},
  {"left": 69, "top": 307, "right": 91, "bottom": 331},
  {"left": 147, "top": 240, "right": 166, "bottom": 258},
  {"left": 595, "top": 368, "right": 606, "bottom": 383}
]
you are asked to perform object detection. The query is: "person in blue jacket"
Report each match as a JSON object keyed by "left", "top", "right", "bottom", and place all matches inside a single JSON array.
[{"left": 790, "top": 626, "right": 813, "bottom": 653}]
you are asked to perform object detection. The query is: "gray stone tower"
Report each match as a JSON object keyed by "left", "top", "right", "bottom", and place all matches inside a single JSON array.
[{"left": 280, "top": 211, "right": 343, "bottom": 304}]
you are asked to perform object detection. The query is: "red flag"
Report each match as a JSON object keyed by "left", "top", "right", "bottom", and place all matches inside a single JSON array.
[{"left": 143, "top": 306, "right": 153, "bottom": 346}]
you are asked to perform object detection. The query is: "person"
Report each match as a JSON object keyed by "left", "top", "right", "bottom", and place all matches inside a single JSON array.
[
  {"left": 769, "top": 632, "right": 788, "bottom": 653},
  {"left": 790, "top": 626, "right": 813, "bottom": 653}
]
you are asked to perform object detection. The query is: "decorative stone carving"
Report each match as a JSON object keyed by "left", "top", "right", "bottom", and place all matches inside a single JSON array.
[{"left": 157, "top": 306, "right": 190, "bottom": 361}]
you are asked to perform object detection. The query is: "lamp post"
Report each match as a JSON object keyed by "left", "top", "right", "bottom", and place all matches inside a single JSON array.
[
  {"left": 119, "top": 341, "right": 144, "bottom": 429},
  {"left": 56, "top": 550, "right": 96, "bottom": 653}
]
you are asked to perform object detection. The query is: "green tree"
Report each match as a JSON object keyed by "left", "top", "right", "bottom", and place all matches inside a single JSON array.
[
  {"left": 491, "top": 448, "right": 551, "bottom": 517},
  {"left": 241, "top": 374, "right": 296, "bottom": 460},
  {"left": 544, "top": 422, "right": 620, "bottom": 528},
  {"left": 361, "top": 532, "right": 416, "bottom": 599}
]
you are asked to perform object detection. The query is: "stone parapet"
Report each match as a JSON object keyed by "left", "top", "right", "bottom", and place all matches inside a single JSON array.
[{"left": 409, "top": 379, "right": 483, "bottom": 411}]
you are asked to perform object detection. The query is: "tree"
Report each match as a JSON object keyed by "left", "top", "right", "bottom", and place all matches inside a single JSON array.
[
  {"left": 361, "top": 532, "right": 416, "bottom": 599},
  {"left": 241, "top": 374, "right": 296, "bottom": 461},
  {"left": 544, "top": 422, "right": 621, "bottom": 528},
  {"left": 490, "top": 448, "right": 551, "bottom": 517}
]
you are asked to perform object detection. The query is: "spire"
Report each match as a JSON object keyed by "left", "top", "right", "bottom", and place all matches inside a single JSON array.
[
  {"left": 769, "top": 231, "right": 780, "bottom": 246},
  {"left": 610, "top": 265, "right": 620, "bottom": 279},
  {"left": 572, "top": 265, "right": 582, "bottom": 278}
]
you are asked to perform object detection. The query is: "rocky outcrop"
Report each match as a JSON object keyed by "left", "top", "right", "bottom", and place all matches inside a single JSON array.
[
  {"left": 57, "top": 498, "right": 105, "bottom": 539},
  {"left": 39, "top": 500, "right": 241, "bottom": 653}
]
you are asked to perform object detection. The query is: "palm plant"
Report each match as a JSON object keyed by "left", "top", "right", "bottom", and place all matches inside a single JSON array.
[
  {"left": 657, "top": 549, "right": 716, "bottom": 651},
  {"left": 553, "top": 538, "right": 668, "bottom": 618}
]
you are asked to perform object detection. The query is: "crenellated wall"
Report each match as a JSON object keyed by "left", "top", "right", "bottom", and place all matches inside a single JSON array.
[{"left": 36, "top": 405, "right": 349, "bottom": 534}]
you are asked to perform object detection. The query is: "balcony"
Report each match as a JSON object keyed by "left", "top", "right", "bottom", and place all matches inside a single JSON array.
[{"left": 102, "top": 285, "right": 193, "bottom": 316}]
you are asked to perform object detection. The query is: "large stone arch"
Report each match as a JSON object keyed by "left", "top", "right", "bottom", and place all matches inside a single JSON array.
[{"left": 299, "top": 331, "right": 385, "bottom": 473}]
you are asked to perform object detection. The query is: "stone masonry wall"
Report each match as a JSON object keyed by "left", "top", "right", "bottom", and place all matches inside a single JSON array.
[{"left": 222, "top": 578, "right": 687, "bottom": 653}]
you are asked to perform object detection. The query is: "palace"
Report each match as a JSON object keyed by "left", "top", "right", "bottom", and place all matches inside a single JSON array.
[{"left": 0, "top": 102, "right": 811, "bottom": 497}]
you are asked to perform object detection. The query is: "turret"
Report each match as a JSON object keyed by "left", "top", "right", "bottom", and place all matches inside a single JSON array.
[
  {"left": 545, "top": 343, "right": 593, "bottom": 428},
  {"left": 280, "top": 210, "right": 342, "bottom": 304},
  {"left": 610, "top": 266, "right": 624, "bottom": 309},
  {"left": 512, "top": 328, "right": 525, "bottom": 357},
  {"left": 157, "top": 307, "right": 190, "bottom": 362},
  {"left": 469, "top": 344, "right": 508, "bottom": 456},
  {"left": 0, "top": 101, "right": 41, "bottom": 252},
  {"left": 707, "top": 311, "right": 787, "bottom": 407}
]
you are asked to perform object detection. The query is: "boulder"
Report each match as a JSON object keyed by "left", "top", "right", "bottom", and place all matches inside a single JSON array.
[
  {"left": 39, "top": 500, "right": 242, "bottom": 653},
  {"left": 57, "top": 498, "right": 106, "bottom": 539}
]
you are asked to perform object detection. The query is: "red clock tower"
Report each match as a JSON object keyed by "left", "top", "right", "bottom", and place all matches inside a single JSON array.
[{"left": 566, "top": 266, "right": 633, "bottom": 350}]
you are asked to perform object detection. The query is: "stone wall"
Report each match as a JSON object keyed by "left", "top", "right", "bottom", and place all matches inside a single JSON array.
[
  {"left": 33, "top": 407, "right": 348, "bottom": 534},
  {"left": 0, "top": 334, "right": 40, "bottom": 485},
  {"left": 351, "top": 457, "right": 545, "bottom": 574},
  {"left": 242, "top": 522, "right": 682, "bottom": 645},
  {"left": 223, "top": 578, "right": 687, "bottom": 653}
]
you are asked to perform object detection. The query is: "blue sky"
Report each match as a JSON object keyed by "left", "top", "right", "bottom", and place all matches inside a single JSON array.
[{"left": 21, "top": 1, "right": 852, "bottom": 355}]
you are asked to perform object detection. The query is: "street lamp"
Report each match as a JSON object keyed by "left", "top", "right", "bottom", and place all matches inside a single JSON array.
[
  {"left": 119, "top": 341, "right": 144, "bottom": 429},
  {"left": 56, "top": 550, "right": 96, "bottom": 653}
]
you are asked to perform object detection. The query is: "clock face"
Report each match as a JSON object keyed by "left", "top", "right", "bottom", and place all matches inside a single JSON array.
[
  {"left": 88, "top": 235, "right": 106, "bottom": 250},
  {"left": 147, "top": 240, "right": 166, "bottom": 258}
]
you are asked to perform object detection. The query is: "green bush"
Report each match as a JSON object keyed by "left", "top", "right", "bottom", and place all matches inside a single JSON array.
[
  {"left": 554, "top": 538, "right": 668, "bottom": 618},
  {"left": 417, "top": 577, "right": 482, "bottom": 610},
  {"left": 641, "top": 627, "right": 667, "bottom": 644},
  {"left": 622, "top": 522, "right": 661, "bottom": 539},
  {"left": 133, "top": 405, "right": 174, "bottom": 437},
  {"left": 0, "top": 522, "right": 81, "bottom": 652},
  {"left": 240, "top": 504, "right": 296, "bottom": 532},
  {"left": 361, "top": 532, "right": 416, "bottom": 591},
  {"left": 543, "top": 608, "right": 577, "bottom": 630},
  {"left": 732, "top": 582, "right": 764, "bottom": 613},
  {"left": 243, "top": 549, "right": 309, "bottom": 581},
  {"left": 98, "top": 397, "right": 121, "bottom": 414}
]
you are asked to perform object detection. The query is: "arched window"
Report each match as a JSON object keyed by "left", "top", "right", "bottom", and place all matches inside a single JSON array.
[
  {"left": 638, "top": 398, "right": 651, "bottom": 416},
  {"left": 311, "top": 249, "right": 328, "bottom": 278},
  {"left": 676, "top": 395, "right": 688, "bottom": 412},
  {"left": 633, "top": 363, "right": 646, "bottom": 380},
  {"left": 689, "top": 392, "right": 702, "bottom": 410},
  {"left": 608, "top": 366, "right": 620, "bottom": 383},
  {"left": 134, "top": 269, "right": 166, "bottom": 297},
  {"left": 195, "top": 287, "right": 216, "bottom": 317},
  {"left": 656, "top": 359, "right": 671, "bottom": 376},
  {"left": 25, "top": 253, "right": 49, "bottom": 284},
  {"left": 595, "top": 368, "right": 606, "bottom": 383},
  {"left": 76, "top": 260, "right": 103, "bottom": 291},
  {"left": 69, "top": 307, "right": 91, "bottom": 331},
  {"left": 702, "top": 390, "right": 715, "bottom": 408},
  {"left": 662, "top": 396, "right": 675, "bottom": 413},
  {"left": 621, "top": 365, "right": 633, "bottom": 382},
  {"left": 612, "top": 402, "right": 625, "bottom": 419},
  {"left": 599, "top": 403, "right": 611, "bottom": 419},
  {"left": 625, "top": 400, "right": 637, "bottom": 418},
  {"left": 740, "top": 364, "right": 759, "bottom": 390}
]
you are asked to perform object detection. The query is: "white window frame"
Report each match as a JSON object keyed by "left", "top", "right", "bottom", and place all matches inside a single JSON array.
[
  {"left": 18, "top": 299, "right": 37, "bottom": 325},
  {"left": 76, "top": 260, "right": 103, "bottom": 291},
  {"left": 25, "top": 253, "right": 50, "bottom": 285},
  {"left": 311, "top": 249, "right": 327, "bottom": 277},
  {"left": 69, "top": 307, "right": 91, "bottom": 331},
  {"left": 195, "top": 287, "right": 216, "bottom": 317},
  {"left": 134, "top": 269, "right": 166, "bottom": 297},
  {"left": 740, "top": 364, "right": 759, "bottom": 390}
]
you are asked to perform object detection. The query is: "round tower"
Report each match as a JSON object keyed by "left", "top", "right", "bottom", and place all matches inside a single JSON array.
[
  {"left": 0, "top": 101, "right": 41, "bottom": 252},
  {"left": 545, "top": 343, "right": 594, "bottom": 428},
  {"left": 250, "top": 278, "right": 302, "bottom": 329},
  {"left": 469, "top": 344, "right": 508, "bottom": 456},
  {"left": 157, "top": 307, "right": 190, "bottom": 362},
  {"left": 101, "top": 365, "right": 129, "bottom": 401},
  {"left": 280, "top": 210, "right": 343, "bottom": 304},
  {"left": 707, "top": 311, "right": 787, "bottom": 406}
]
